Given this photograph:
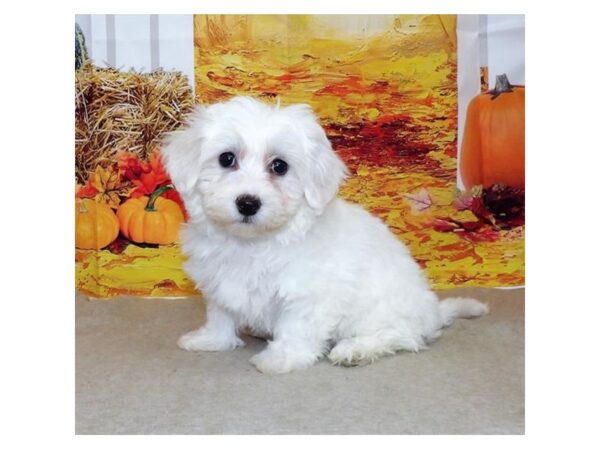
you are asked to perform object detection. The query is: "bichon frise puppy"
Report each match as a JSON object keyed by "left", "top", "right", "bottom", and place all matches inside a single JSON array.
[{"left": 162, "top": 96, "right": 488, "bottom": 374}]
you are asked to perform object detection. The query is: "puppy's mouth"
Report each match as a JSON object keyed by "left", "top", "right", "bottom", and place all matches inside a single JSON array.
[{"left": 241, "top": 216, "right": 253, "bottom": 224}]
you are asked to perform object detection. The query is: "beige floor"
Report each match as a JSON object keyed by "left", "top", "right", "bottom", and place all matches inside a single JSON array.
[{"left": 75, "top": 287, "right": 524, "bottom": 434}]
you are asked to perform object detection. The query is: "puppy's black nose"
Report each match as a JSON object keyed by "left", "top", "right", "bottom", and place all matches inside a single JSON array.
[{"left": 236, "top": 194, "right": 261, "bottom": 217}]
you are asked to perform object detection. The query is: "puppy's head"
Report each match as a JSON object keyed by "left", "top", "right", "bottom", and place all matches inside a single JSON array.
[{"left": 161, "top": 96, "right": 347, "bottom": 239}]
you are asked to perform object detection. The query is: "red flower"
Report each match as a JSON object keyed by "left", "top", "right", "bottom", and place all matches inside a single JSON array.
[
  {"left": 121, "top": 154, "right": 151, "bottom": 182},
  {"left": 118, "top": 151, "right": 169, "bottom": 196}
]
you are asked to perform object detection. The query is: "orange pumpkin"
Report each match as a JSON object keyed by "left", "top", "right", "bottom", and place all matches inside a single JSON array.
[
  {"left": 75, "top": 199, "right": 120, "bottom": 249},
  {"left": 117, "top": 186, "right": 184, "bottom": 245},
  {"left": 460, "top": 74, "right": 525, "bottom": 189}
]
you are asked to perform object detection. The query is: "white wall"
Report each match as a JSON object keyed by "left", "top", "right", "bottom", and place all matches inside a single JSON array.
[
  {"left": 487, "top": 15, "right": 525, "bottom": 86},
  {"left": 75, "top": 14, "right": 194, "bottom": 91}
]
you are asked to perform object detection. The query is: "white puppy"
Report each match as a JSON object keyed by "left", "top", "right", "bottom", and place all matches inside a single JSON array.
[{"left": 162, "top": 96, "right": 488, "bottom": 374}]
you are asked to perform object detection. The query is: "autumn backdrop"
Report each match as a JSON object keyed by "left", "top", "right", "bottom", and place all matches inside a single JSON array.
[{"left": 75, "top": 15, "right": 524, "bottom": 297}]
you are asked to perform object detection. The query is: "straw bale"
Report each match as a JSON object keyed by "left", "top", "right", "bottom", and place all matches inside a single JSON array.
[{"left": 75, "top": 63, "right": 194, "bottom": 183}]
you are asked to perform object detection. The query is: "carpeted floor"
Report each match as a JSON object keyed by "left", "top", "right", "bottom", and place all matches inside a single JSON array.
[{"left": 75, "top": 287, "right": 524, "bottom": 435}]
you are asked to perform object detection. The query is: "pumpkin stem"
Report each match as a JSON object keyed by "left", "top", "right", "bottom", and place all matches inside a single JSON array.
[
  {"left": 145, "top": 185, "right": 173, "bottom": 211},
  {"left": 489, "top": 74, "right": 514, "bottom": 100}
]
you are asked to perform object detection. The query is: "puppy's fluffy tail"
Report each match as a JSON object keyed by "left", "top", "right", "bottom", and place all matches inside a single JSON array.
[{"left": 439, "top": 297, "right": 489, "bottom": 328}]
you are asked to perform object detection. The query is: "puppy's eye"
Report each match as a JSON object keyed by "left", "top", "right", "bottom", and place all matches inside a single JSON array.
[
  {"left": 218, "top": 152, "right": 236, "bottom": 168},
  {"left": 270, "top": 159, "right": 288, "bottom": 176}
]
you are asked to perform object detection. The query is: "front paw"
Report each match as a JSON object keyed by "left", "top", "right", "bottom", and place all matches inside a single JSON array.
[
  {"left": 249, "top": 347, "right": 318, "bottom": 374},
  {"left": 177, "top": 328, "right": 244, "bottom": 352}
]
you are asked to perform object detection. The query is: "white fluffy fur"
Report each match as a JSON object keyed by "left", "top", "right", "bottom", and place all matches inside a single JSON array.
[{"left": 161, "top": 97, "right": 488, "bottom": 374}]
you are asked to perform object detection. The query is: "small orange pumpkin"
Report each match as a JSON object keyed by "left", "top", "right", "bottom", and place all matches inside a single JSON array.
[
  {"left": 460, "top": 74, "right": 525, "bottom": 189},
  {"left": 117, "top": 185, "right": 184, "bottom": 245},
  {"left": 75, "top": 199, "right": 120, "bottom": 249}
]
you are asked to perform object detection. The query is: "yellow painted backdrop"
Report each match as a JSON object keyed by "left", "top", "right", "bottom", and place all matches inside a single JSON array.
[
  {"left": 75, "top": 15, "right": 524, "bottom": 298},
  {"left": 194, "top": 14, "right": 524, "bottom": 288}
]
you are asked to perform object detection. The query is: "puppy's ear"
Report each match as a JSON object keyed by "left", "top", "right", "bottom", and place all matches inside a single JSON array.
[
  {"left": 288, "top": 105, "right": 348, "bottom": 213},
  {"left": 160, "top": 107, "right": 206, "bottom": 198}
]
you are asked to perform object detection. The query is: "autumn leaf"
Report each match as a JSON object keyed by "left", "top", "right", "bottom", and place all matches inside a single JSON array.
[
  {"left": 404, "top": 188, "right": 433, "bottom": 213},
  {"left": 453, "top": 186, "right": 478, "bottom": 211},
  {"left": 75, "top": 181, "right": 98, "bottom": 199},
  {"left": 471, "top": 195, "right": 499, "bottom": 229},
  {"left": 453, "top": 184, "right": 525, "bottom": 230},
  {"left": 431, "top": 217, "right": 460, "bottom": 232},
  {"left": 431, "top": 216, "right": 483, "bottom": 233},
  {"left": 453, "top": 195, "right": 472, "bottom": 211},
  {"left": 90, "top": 164, "right": 134, "bottom": 209}
]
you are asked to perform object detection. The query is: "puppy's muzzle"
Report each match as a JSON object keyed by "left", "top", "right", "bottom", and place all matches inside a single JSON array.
[{"left": 236, "top": 194, "right": 261, "bottom": 217}]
